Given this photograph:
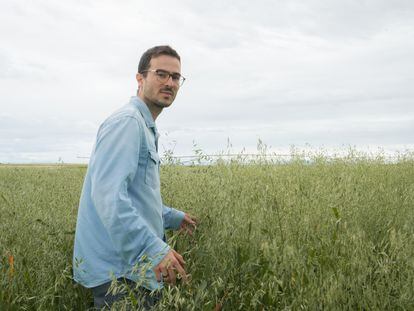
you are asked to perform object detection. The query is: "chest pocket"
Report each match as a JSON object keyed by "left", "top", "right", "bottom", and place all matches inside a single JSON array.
[{"left": 145, "top": 150, "right": 160, "bottom": 189}]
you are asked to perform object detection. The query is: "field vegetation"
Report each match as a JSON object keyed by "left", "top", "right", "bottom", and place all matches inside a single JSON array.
[{"left": 1, "top": 150, "right": 414, "bottom": 310}]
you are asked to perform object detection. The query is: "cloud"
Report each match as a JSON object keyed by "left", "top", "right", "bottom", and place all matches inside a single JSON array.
[
  {"left": 177, "top": 0, "right": 414, "bottom": 41},
  {"left": 1, "top": 0, "right": 413, "bottom": 162},
  {"left": 0, "top": 115, "right": 97, "bottom": 162},
  {"left": 158, "top": 115, "right": 414, "bottom": 155}
]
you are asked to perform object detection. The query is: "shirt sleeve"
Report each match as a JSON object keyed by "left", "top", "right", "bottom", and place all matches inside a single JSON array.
[
  {"left": 90, "top": 116, "right": 169, "bottom": 268},
  {"left": 162, "top": 204, "right": 185, "bottom": 230}
]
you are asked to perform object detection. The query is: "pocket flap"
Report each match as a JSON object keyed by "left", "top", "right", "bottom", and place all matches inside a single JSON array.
[{"left": 148, "top": 150, "right": 160, "bottom": 164}]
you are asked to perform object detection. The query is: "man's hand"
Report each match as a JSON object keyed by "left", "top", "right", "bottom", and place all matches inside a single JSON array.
[
  {"left": 153, "top": 249, "right": 188, "bottom": 285},
  {"left": 179, "top": 214, "right": 197, "bottom": 236}
]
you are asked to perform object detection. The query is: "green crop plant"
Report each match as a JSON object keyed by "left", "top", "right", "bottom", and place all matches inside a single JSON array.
[{"left": 1, "top": 151, "right": 414, "bottom": 310}]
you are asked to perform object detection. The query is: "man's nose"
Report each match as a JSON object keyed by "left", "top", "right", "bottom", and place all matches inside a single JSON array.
[{"left": 165, "top": 75, "right": 175, "bottom": 87}]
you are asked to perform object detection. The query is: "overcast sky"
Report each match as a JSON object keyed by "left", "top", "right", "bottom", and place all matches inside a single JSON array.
[{"left": 1, "top": 0, "right": 413, "bottom": 163}]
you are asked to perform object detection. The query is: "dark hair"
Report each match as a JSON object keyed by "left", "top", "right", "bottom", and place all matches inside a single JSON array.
[{"left": 138, "top": 45, "right": 181, "bottom": 75}]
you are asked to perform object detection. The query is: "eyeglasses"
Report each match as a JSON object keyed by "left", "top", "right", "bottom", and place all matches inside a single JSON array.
[{"left": 141, "top": 69, "right": 186, "bottom": 86}]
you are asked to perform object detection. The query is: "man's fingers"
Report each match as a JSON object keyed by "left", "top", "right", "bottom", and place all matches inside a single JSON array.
[
  {"left": 170, "top": 251, "right": 188, "bottom": 283},
  {"left": 155, "top": 268, "right": 161, "bottom": 282},
  {"left": 172, "top": 249, "right": 183, "bottom": 259},
  {"left": 183, "top": 214, "right": 197, "bottom": 226},
  {"left": 187, "top": 215, "right": 197, "bottom": 225},
  {"left": 173, "top": 250, "right": 186, "bottom": 266},
  {"left": 161, "top": 266, "right": 170, "bottom": 283},
  {"left": 180, "top": 218, "right": 197, "bottom": 236},
  {"left": 190, "top": 215, "right": 198, "bottom": 224},
  {"left": 173, "top": 261, "right": 188, "bottom": 284},
  {"left": 167, "top": 267, "right": 176, "bottom": 285},
  {"left": 154, "top": 250, "right": 190, "bottom": 285}
]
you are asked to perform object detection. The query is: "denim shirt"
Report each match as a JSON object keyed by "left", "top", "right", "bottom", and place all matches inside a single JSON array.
[{"left": 73, "top": 96, "right": 185, "bottom": 290}]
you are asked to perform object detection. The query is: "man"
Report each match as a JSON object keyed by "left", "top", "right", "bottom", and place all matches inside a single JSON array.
[{"left": 73, "top": 45, "right": 196, "bottom": 309}]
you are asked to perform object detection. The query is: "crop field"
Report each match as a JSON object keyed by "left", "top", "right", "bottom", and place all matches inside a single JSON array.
[{"left": 1, "top": 153, "right": 414, "bottom": 310}]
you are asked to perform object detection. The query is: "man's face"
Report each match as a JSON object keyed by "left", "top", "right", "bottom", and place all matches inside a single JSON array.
[{"left": 137, "top": 55, "right": 181, "bottom": 109}]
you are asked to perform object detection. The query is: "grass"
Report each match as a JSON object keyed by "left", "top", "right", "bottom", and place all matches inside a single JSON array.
[{"left": 1, "top": 152, "right": 414, "bottom": 310}]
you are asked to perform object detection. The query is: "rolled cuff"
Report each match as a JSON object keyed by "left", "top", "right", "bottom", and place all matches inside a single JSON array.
[
  {"left": 163, "top": 206, "right": 185, "bottom": 230},
  {"left": 141, "top": 237, "right": 170, "bottom": 267}
]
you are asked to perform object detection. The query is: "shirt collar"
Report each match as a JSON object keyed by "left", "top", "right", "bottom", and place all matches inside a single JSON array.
[{"left": 130, "top": 96, "right": 156, "bottom": 129}]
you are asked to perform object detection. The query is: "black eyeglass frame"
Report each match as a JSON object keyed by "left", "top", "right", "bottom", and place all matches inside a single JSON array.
[{"left": 140, "top": 69, "right": 186, "bottom": 86}]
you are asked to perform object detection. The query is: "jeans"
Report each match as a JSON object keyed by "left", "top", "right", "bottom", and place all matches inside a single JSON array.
[{"left": 91, "top": 278, "right": 161, "bottom": 310}]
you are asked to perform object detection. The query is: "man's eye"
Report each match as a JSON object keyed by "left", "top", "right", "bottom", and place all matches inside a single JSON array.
[
  {"left": 171, "top": 74, "right": 181, "bottom": 81},
  {"left": 156, "top": 72, "right": 168, "bottom": 79}
]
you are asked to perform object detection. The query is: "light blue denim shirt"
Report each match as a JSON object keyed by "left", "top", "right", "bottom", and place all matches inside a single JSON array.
[{"left": 73, "top": 96, "right": 185, "bottom": 290}]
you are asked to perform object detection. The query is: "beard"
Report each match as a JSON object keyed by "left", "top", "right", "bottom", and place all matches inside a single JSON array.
[
  {"left": 155, "top": 88, "right": 176, "bottom": 108},
  {"left": 140, "top": 84, "right": 177, "bottom": 110},
  {"left": 143, "top": 93, "right": 175, "bottom": 110}
]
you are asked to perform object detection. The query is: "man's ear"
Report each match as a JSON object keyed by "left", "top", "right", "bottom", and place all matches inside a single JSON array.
[{"left": 136, "top": 73, "right": 144, "bottom": 89}]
